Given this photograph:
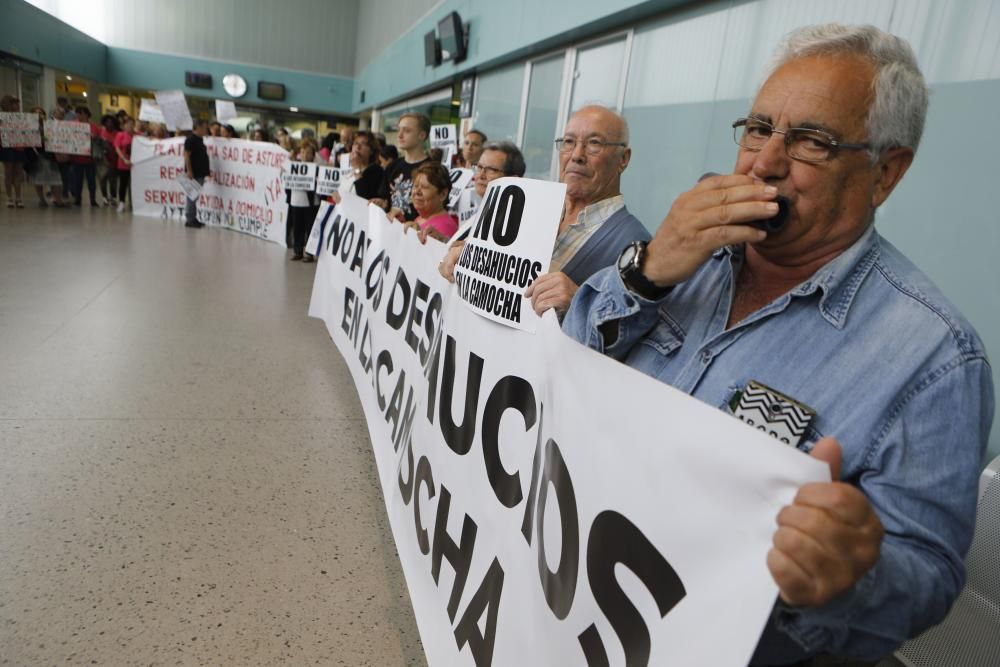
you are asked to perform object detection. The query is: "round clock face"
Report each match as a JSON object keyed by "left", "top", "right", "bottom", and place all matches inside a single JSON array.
[{"left": 223, "top": 74, "right": 247, "bottom": 98}]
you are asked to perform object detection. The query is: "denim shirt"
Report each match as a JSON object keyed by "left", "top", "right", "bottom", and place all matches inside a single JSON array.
[{"left": 562, "top": 227, "right": 995, "bottom": 663}]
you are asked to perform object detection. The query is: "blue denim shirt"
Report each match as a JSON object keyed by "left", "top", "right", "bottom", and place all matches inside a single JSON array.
[{"left": 562, "top": 227, "right": 994, "bottom": 664}]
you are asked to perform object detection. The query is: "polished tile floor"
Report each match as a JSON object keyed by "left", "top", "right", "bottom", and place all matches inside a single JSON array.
[{"left": 0, "top": 202, "right": 423, "bottom": 665}]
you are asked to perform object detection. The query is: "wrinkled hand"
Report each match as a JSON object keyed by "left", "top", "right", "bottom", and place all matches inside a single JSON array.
[
  {"left": 418, "top": 227, "right": 448, "bottom": 245},
  {"left": 524, "top": 272, "right": 579, "bottom": 316},
  {"left": 439, "top": 241, "right": 464, "bottom": 282},
  {"left": 369, "top": 198, "right": 387, "bottom": 209},
  {"left": 387, "top": 207, "right": 405, "bottom": 222},
  {"left": 768, "top": 437, "right": 884, "bottom": 608},
  {"left": 643, "top": 174, "right": 776, "bottom": 287},
  {"left": 401, "top": 219, "right": 420, "bottom": 234},
  {"left": 329, "top": 191, "right": 342, "bottom": 204}
]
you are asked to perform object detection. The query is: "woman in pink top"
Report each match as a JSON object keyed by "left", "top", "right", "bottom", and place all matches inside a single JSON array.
[
  {"left": 404, "top": 162, "right": 458, "bottom": 244},
  {"left": 113, "top": 117, "right": 134, "bottom": 213}
]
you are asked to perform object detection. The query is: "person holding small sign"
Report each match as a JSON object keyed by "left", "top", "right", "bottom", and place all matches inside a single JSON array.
[
  {"left": 525, "top": 105, "right": 651, "bottom": 317},
  {"left": 1, "top": 96, "right": 28, "bottom": 208},
  {"left": 403, "top": 162, "right": 458, "bottom": 244},
  {"left": 69, "top": 107, "right": 100, "bottom": 208},
  {"left": 287, "top": 139, "right": 323, "bottom": 262},
  {"left": 563, "top": 24, "right": 993, "bottom": 665}
]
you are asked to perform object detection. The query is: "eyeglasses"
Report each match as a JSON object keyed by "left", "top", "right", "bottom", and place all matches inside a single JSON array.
[
  {"left": 732, "top": 117, "right": 870, "bottom": 163},
  {"left": 554, "top": 136, "right": 628, "bottom": 155},
  {"left": 472, "top": 163, "right": 506, "bottom": 177}
]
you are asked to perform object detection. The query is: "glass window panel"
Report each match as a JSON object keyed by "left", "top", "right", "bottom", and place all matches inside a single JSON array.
[
  {"left": 521, "top": 55, "right": 564, "bottom": 180},
  {"left": 472, "top": 62, "right": 524, "bottom": 143},
  {"left": 569, "top": 38, "right": 626, "bottom": 113}
]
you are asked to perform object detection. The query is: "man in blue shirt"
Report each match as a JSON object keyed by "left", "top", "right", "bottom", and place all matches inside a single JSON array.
[{"left": 563, "top": 24, "right": 994, "bottom": 665}]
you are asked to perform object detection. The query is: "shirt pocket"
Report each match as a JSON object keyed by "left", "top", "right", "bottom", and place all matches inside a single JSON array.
[
  {"left": 625, "top": 309, "right": 686, "bottom": 377},
  {"left": 718, "top": 383, "right": 826, "bottom": 453}
]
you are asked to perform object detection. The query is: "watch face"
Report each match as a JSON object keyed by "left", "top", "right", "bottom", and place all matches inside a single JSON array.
[
  {"left": 618, "top": 243, "right": 638, "bottom": 271},
  {"left": 223, "top": 74, "right": 247, "bottom": 98}
]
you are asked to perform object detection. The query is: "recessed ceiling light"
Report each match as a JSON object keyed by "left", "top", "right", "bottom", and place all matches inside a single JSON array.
[
  {"left": 66, "top": 75, "right": 72, "bottom": 80},
  {"left": 289, "top": 106, "right": 298, "bottom": 112},
  {"left": 82, "top": 91, "right": 88, "bottom": 97}
]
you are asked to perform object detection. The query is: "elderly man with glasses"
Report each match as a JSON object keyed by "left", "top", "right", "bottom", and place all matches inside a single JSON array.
[
  {"left": 520, "top": 104, "right": 651, "bottom": 316},
  {"left": 564, "top": 24, "right": 993, "bottom": 666}
]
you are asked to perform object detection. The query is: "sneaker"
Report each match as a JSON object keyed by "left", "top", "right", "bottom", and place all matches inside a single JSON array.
[
  {"left": 15, "top": 200, "right": 24, "bottom": 208},
  {"left": 5, "top": 201, "right": 13, "bottom": 208},
  {"left": 116, "top": 202, "right": 125, "bottom": 213}
]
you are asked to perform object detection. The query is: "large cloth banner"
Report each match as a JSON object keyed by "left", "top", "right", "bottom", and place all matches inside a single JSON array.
[
  {"left": 43, "top": 119, "right": 91, "bottom": 155},
  {"left": 308, "top": 192, "right": 826, "bottom": 666},
  {"left": 131, "top": 137, "right": 289, "bottom": 244},
  {"left": 0, "top": 112, "right": 42, "bottom": 148}
]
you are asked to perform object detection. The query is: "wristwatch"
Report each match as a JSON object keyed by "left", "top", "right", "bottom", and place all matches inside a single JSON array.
[{"left": 617, "top": 241, "right": 673, "bottom": 300}]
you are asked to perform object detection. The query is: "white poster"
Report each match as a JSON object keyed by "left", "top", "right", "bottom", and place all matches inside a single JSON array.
[
  {"left": 131, "top": 136, "right": 289, "bottom": 244},
  {"left": 281, "top": 160, "right": 318, "bottom": 191},
  {"left": 447, "top": 168, "right": 474, "bottom": 209},
  {"left": 154, "top": 90, "right": 193, "bottom": 131},
  {"left": 315, "top": 165, "right": 352, "bottom": 196},
  {"left": 138, "top": 99, "right": 165, "bottom": 125},
  {"left": 0, "top": 112, "right": 42, "bottom": 148},
  {"left": 452, "top": 177, "right": 566, "bottom": 332},
  {"left": 177, "top": 174, "right": 203, "bottom": 201},
  {"left": 308, "top": 198, "right": 827, "bottom": 667},
  {"left": 43, "top": 119, "right": 90, "bottom": 155},
  {"left": 431, "top": 124, "right": 457, "bottom": 165},
  {"left": 215, "top": 100, "right": 238, "bottom": 123}
]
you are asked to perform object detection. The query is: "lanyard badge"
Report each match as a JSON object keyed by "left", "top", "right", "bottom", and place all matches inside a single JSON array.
[{"left": 729, "top": 380, "right": 816, "bottom": 447}]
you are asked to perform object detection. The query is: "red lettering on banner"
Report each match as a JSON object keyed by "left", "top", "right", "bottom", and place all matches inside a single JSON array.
[
  {"left": 159, "top": 166, "right": 184, "bottom": 180},
  {"left": 144, "top": 189, "right": 185, "bottom": 205}
]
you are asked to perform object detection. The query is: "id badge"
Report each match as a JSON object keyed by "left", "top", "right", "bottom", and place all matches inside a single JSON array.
[{"left": 729, "top": 380, "right": 816, "bottom": 447}]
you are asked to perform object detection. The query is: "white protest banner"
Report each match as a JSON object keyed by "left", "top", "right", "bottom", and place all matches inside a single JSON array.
[
  {"left": 281, "top": 160, "right": 318, "bottom": 191},
  {"left": 452, "top": 177, "right": 565, "bottom": 332},
  {"left": 446, "top": 168, "right": 474, "bottom": 209},
  {"left": 138, "top": 99, "right": 165, "bottom": 125},
  {"left": 131, "top": 136, "right": 289, "bottom": 244},
  {"left": 215, "top": 100, "right": 238, "bottom": 123},
  {"left": 0, "top": 112, "right": 42, "bottom": 148},
  {"left": 431, "top": 124, "right": 457, "bottom": 165},
  {"left": 177, "top": 174, "right": 203, "bottom": 201},
  {"left": 43, "top": 119, "right": 90, "bottom": 155},
  {"left": 154, "top": 90, "right": 193, "bottom": 131},
  {"left": 316, "top": 165, "right": 352, "bottom": 196},
  {"left": 307, "top": 198, "right": 827, "bottom": 667}
]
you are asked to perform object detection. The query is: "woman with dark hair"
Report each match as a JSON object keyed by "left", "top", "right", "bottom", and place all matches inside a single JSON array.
[
  {"left": 26, "top": 106, "right": 68, "bottom": 207},
  {"left": 251, "top": 127, "right": 268, "bottom": 142},
  {"left": 221, "top": 124, "right": 238, "bottom": 139},
  {"left": 402, "top": 162, "right": 458, "bottom": 243},
  {"left": 378, "top": 144, "right": 398, "bottom": 171},
  {"left": 346, "top": 131, "right": 387, "bottom": 201}
]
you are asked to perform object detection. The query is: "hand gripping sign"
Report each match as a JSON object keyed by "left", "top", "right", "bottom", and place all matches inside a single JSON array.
[{"left": 452, "top": 177, "right": 565, "bottom": 332}]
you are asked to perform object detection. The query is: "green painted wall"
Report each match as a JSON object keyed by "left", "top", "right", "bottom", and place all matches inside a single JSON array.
[{"left": 106, "top": 48, "right": 355, "bottom": 115}]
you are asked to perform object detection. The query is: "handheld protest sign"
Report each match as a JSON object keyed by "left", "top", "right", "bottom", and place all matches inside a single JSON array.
[
  {"left": 281, "top": 160, "right": 318, "bottom": 191},
  {"left": 452, "top": 177, "right": 566, "bottom": 332},
  {"left": 446, "top": 168, "right": 474, "bottom": 209},
  {"left": 316, "top": 165, "right": 352, "bottom": 196},
  {"left": 177, "top": 175, "right": 202, "bottom": 201},
  {"left": 0, "top": 112, "right": 42, "bottom": 148},
  {"left": 43, "top": 119, "right": 90, "bottom": 155},
  {"left": 215, "top": 100, "right": 238, "bottom": 123},
  {"left": 138, "top": 99, "right": 165, "bottom": 125},
  {"left": 154, "top": 90, "right": 193, "bottom": 131},
  {"left": 431, "top": 124, "right": 457, "bottom": 165}
]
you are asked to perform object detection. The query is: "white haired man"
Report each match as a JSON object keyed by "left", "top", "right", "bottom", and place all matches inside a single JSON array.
[{"left": 564, "top": 24, "right": 993, "bottom": 665}]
